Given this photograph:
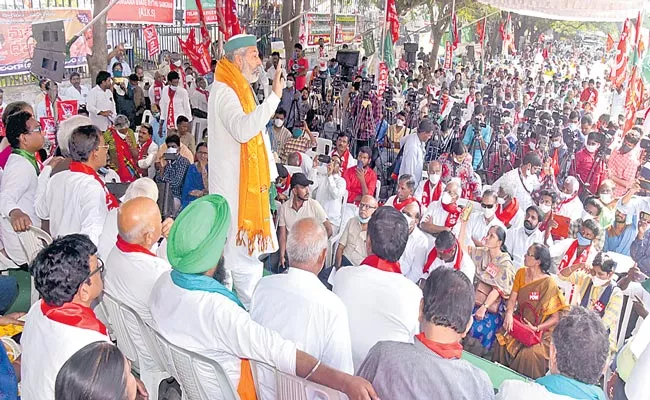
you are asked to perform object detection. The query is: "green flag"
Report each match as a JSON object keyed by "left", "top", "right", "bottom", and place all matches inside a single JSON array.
[
  {"left": 363, "top": 31, "right": 376, "bottom": 56},
  {"left": 383, "top": 34, "right": 395, "bottom": 69},
  {"left": 642, "top": 53, "right": 650, "bottom": 84},
  {"left": 461, "top": 26, "right": 473, "bottom": 43}
]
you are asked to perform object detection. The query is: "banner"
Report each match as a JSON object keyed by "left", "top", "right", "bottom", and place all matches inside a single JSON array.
[
  {"left": 377, "top": 62, "right": 389, "bottom": 95},
  {"left": 443, "top": 41, "right": 453, "bottom": 69},
  {"left": 362, "top": 31, "right": 375, "bottom": 56},
  {"left": 178, "top": 29, "right": 211, "bottom": 75},
  {"left": 143, "top": 25, "right": 160, "bottom": 58},
  {"left": 611, "top": 19, "right": 630, "bottom": 88},
  {"left": 306, "top": 13, "right": 331, "bottom": 46},
  {"left": 56, "top": 100, "right": 78, "bottom": 121},
  {"left": 334, "top": 15, "right": 357, "bottom": 44},
  {"left": 186, "top": 0, "right": 218, "bottom": 23},
  {"left": 107, "top": 0, "right": 174, "bottom": 24},
  {"left": 0, "top": 9, "right": 91, "bottom": 76},
  {"left": 386, "top": 0, "right": 399, "bottom": 44}
]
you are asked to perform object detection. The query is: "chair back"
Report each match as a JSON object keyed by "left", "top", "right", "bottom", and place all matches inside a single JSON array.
[
  {"left": 142, "top": 110, "right": 153, "bottom": 126},
  {"left": 17, "top": 226, "right": 53, "bottom": 305},
  {"left": 315, "top": 138, "right": 333, "bottom": 155},
  {"left": 374, "top": 180, "right": 381, "bottom": 200},
  {"left": 0, "top": 251, "right": 19, "bottom": 272},
  {"left": 617, "top": 294, "right": 635, "bottom": 350},
  {"left": 285, "top": 165, "right": 303, "bottom": 176},
  {"left": 100, "top": 292, "right": 140, "bottom": 366}
]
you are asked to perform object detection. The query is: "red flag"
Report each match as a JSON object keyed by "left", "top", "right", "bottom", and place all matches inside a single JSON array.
[
  {"left": 194, "top": 0, "right": 211, "bottom": 47},
  {"left": 178, "top": 29, "right": 211, "bottom": 75},
  {"left": 476, "top": 20, "right": 484, "bottom": 44},
  {"left": 606, "top": 33, "right": 614, "bottom": 52},
  {"left": 216, "top": 0, "right": 241, "bottom": 40},
  {"left": 450, "top": 13, "right": 459, "bottom": 50},
  {"left": 386, "top": 0, "right": 399, "bottom": 44},
  {"left": 623, "top": 66, "right": 643, "bottom": 133},
  {"left": 498, "top": 22, "right": 505, "bottom": 40},
  {"left": 56, "top": 100, "right": 78, "bottom": 121},
  {"left": 611, "top": 19, "right": 630, "bottom": 88}
]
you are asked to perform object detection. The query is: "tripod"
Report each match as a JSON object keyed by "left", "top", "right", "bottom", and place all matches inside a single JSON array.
[
  {"left": 581, "top": 151, "right": 608, "bottom": 198},
  {"left": 348, "top": 92, "right": 375, "bottom": 156}
]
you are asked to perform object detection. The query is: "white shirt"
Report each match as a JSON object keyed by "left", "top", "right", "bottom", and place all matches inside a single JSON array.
[
  {"left": 331, "top": 149, "right": 357, "bottom": 171},
  {"left": 21, "top": 301, "right": 111, "bottom": 400},
  {"left": 312, "top": 173, "right": 347, "bottom": 227},
  {"left": 464, "top": 212, "right": 506, "bottom": 244},
  {"left": 399, "top": 133, "right": 426, "bottom": 183},
  {"left": 250, "top": 268, "right": 354, "bottom": 375},
  {"left": 0, "top": 154, "right": 41, "bottom": 264},
  {"left": 208, "top": 83, "right": 280, "bottom": 257},
  {"left": 505, "top": 226, "right": 552, "bottom": 268},
  {"left": 190, "top": 88, "right": 209, "bottom": 113},
  {"left": 35, "top": 169, "right": 109, "bottom": 245},
  {"left": 86, "top": 85, "right": 116, "bottom": 132},
  {"left": 149, "top": 272, "right": 297, "bottom": 397},
  {"left": 423, "top": 201, "right": 461, "bottom": 237},
  {"left": 399, "top": 227, "right": 430, "bottom": 283},
  {"left": 137, "top": 141, "right": 159, "bottom": 178},
  {"left": 556, "top": 195, "right": 583, "bottom": 219},
  {"left": 62, "top": 84, "right": 89, "bottom": 106},
  {"left": 491, "top": 168, "right": 539, "bottom": 211},
  {"left": 415, "top": 179, "right": 445, "bottom": 206},
  {"left": 496, "top": 380, "right": 575, "bottom": 400},
  {"left": 332, "top": 265, "right": 422, "bottom": 371},
  {"left": 159, "top": 86, "right": 193, "bottom": 129},
  {"left": 610, "top": 90, "right": 626, "bottom": 120},
  {"left": 425, "top": 248, "right": 476, "bottom": 283}
]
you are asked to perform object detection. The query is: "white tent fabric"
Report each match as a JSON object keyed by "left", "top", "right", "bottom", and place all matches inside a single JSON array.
[{"left": 477, "top": 0, "right": 644, "bottom": 22}]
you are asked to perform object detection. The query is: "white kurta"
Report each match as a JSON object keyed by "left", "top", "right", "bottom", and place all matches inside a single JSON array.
[
  {"left": 556, "top": 196, "right": 583, "bottom": 219},
  {"left": 422, "top": 201, "right": 461, "bottom": 237},
  {"left": 332, "top": 265, "right": 422, "bottom": 371},
  {"left": 312, "top": 173, "right": 347, "bottom": 228},
  {"left": 496, "top": 380, "right": 575, "bottom": 400},
  {"left": 491, "top": 168, "right": 540, "bottom": 212},
  {"left": 159, "top": 86, "right": 193, "bottom": 129},
  {"left": 399, "top": 133, "right": 426, "bottom": 183},
  {"left": 414, "top": 180, "right": 446, "bottom": 206},
  {"left": 137, "top": 141, "right": 159, "bottom": 178},
  {"left": 425, "top": 248, "right": 476, "bottom": 283},
  {"left": 62, "top": 84, "right": 89, "bottom": 106},
  {"left": 21, "top": 301, "right": 111, "bottom": 400},
  {"left": 505, "top": 226, "right": 553, "bottom": 268},
  {"left": 464, "top": 212, "right": 506, "bottom": 244},
  {"left": 86, "top": 85, "right": 116, "bottom": 132},
  {"left": 250, "top": 268, "right": 354, "bottom": 376},
  {"left": 0, "top": 154, "right": 41, "bottom": 264},
  {"left": 35, "top": 170, "right": 109, "bottom": 245},
  {"left": 149, "top": 272, "right": 297, "bottom": 398},
  {"left": 399, "top": 227, "right": 430, "bottom": 283}
]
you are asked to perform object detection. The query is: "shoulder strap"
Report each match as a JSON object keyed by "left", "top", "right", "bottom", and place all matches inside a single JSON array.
[
  {"left": 580, "top": 280, "right": 593, "bottom": 309},
  {"left": 599, "top": 284, "right": 615, "bottom": 313}
]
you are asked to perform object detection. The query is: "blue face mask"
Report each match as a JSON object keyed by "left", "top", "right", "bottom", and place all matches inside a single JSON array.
[
  {"left": 577, "top": 232, "right": 592, "bottom": 246},
  {"left": 357, "top": 214, "right": 371, "bottom": 224},
  {"left": 114, "top": 70, "right": 123, "bottom": 78},
  {"left": 292, "top": 128, "right": 303, "bottom": 138}
]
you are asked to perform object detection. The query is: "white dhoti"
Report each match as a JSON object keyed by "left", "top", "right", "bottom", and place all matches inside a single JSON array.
[{"left": 208, "top": 79, "right": 280, "bottom": 308}]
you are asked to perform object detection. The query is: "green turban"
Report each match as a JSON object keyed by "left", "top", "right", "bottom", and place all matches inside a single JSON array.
[{"left": 167, "top": 194, "right": 231, "bottom": 274}]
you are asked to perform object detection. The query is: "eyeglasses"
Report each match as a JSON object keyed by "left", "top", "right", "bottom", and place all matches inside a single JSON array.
[
  {"left": 28, "top": 127, "right": 42, "bottom": 134},
  {"left": 197, "top": 151, "right": 208, "bottom": 156},
  {"left": 481, "top": 203, "right": 495, "bottom": 209},
  {"left": 359, "top": 203, "right": 377, "bottom": 210},
  {"left": 83, "top": 257, "right": 105, "bottom": 282},
  {"left": 97, "top": 145, "right": 110, "bottom": 150}
]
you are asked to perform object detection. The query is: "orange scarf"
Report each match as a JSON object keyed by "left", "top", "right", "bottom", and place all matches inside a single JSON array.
[
  {"left": 415, "top": 333, "right": 463, "bottom": 359},
  {"left": 216, "top": 58, "right": 272, "bottom": 255}
]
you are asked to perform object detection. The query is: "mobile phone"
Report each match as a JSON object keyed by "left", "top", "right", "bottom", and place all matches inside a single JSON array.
[
  {"left": 317, "top": 154, "right": 331, "bottom": 164},
  {"left": 641, "top": 211, "right": 650, "bottom": 223},
  {"left": 357, "top": 160, "right": 364, "bottom": 170}
]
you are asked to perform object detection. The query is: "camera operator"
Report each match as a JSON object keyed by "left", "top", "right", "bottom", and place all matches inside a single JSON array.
[
  {"left": 462, "top": 105, "right": 492, "bottom": 169},
  {"left": 571, "top": 131, "right": 608, "bottom": 196},
  {"left": 288, "top": 43, "right": 309, "bottom": 91},
  {"left": 548, "top": 129, "right": 568, "bottom": 178},
  {"left": 562, "top": 111, "right": 585, "bottom": 151},
  {"left": 279, "top": 73, "right": 302, "bottom": 131},
  {"left": 607, "top": 127, "right": 642, "bottom": 197},
  {"left": 349, "top": 78, "right": 383, "bottom": 149}
]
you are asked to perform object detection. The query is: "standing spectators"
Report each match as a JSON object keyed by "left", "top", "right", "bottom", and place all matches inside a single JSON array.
[
  {"left": 190, "top": 76, "right": 209, "bottom": 118},
  {"left": 607, "top": 128, "right": 641, "bottom": 196},
  {"left": 107, "top": 43, "right": 132, "bottom": 76},
  {"left": 86, "top": 71, "right": 116, "bottom": 132},
  {"left": 175, "top": 115, "right": 196, "bottom": 156},
  {"left": 155, "top": 135, "right": 191, "bottom": 212},
  {"left": 312, "top": 154, "right": 347, "bottom": 230},
  {"left": 62, "top": 72, "right": 89, "bottom": 107},
  {"left": 400, "top": 119, "right": 435, "bottom": 184},
  {"left": 579, "top": 78, "right": 599, "bottom": 105},
  {"left": 181, "top": 142, "right": 209, "bottom": 209},
  {"left": 159, "top": 71, "right": 192, "bottom": 140},
  {"left": 269, "top": 108, "right": 292, "bottom": 153},
  {"left": 571, "top": 132, "right": 607, "bottom": 196}
]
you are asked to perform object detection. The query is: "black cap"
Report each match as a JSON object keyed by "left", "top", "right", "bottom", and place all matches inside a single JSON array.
[
  {"left": 276, "top": 163, "right": 289, "bottom": 178},
  {"left": 417, "top": 118, "right": 436, "bottom": 133},
  {"left": 290, "top": 173, "right": 313, "bottom": 189}
]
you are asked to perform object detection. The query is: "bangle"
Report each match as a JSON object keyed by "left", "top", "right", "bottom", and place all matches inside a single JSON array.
[{"left": 304, "top": 359, "right": 321, "bottom": 381}]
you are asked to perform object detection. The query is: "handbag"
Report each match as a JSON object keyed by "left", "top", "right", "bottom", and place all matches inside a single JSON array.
[
  {"left": 474, "top": 281, "right": 500, "bottom": 314},
  {"left": 510, "top": 302, "right": 542, "bottom": 347}
]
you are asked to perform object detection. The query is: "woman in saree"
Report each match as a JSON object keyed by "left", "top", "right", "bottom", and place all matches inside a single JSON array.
[
  {"left": 181, "top": 142, "right": 208, "bottom": 209},
  {"left": 493, "top": 243, "right": 569, "bottom": 379},
  {"left": 458, "top": 220, "right": 516, "bottom": 357}
]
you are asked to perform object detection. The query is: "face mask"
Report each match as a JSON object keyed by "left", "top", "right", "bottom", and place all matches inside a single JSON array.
[
  {"left": 174, "top": 60, "right": 182, "bottom": 67},
  {"left": 539, "top": 204, "right": 551, "bottom": 214},
  {"left": 599, "top": 192, "right": 613, "bottom": 204},
  {"left": 292, "top": 128, "right": 303, "bottom": 138},
  {"left": 429, "top": 173, "right": 440, "bottom": 184},
  {"left": 528, "top": 142, "right": 536, "bottom": 150},
  {"left": 286, "top": 80, "right": 295, "bottom": 88},
  {"left": 552, "top": 140, "right": 562, "bottom": 148},
  {"left": 620, "top": 144, "right": 632, "bottom": 154},
  {"left": 169, "top": 85, "right": 177, "bottom": 91},
  {"left": 440, "top": 191, "right": 453, "bottom": 205},
  {"left": 569, "top": 123, "right": 578, "bottom": 131},
  {"left": 585, "top": 143, "right": 599, "bottom": 153},
  {"left": 274, "top": 119, "right": 284, "bottom": 128},
  {"left": 591, "top": 275, "right": 610, "bottom": 287},
  {"left": 483, "top": 207, "right": 496, "bottom": 219},
  {"left": 497, "top": 197, "right": 506, "bottom": 205},
  {"left": 357, "top": 214, "right": 371, "bottom": 224},
  {"left": 577, "top": 232, "right": 592, "bottom": 246},
  {"left": 153, "top": 111, "right": 160, "bottom": 119},
  {"left": 166, "top": 147, "right": 178, "bottom": 154},
  {"left": 114, "top": 71, "right": 123, "bottom": 77},
  {"left": 523, "top": 220, "right": 536, "bottom": 233},
  {"left": 98, "top": 166, "right": 110, "bottom": 175},
  {"left": 396, "top": 119, "right": 405, "bottom": 127}
]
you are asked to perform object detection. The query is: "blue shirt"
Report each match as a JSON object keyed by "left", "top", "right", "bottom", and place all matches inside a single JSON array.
[{"left": 462, "top": 124, "right": 492, "bottom": 169}]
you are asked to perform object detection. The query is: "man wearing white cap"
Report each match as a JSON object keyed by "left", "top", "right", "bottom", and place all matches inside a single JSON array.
[{"left": 208, "top": 34, "right": 285, "bottom": 307}]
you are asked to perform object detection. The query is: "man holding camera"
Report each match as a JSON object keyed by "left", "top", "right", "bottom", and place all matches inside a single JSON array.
[
  {"left": 607, "top": 128, "right": 641, "bottom": 197},
  {"left": 571, "top": 131, "right": 608, "bottom": 196},
  {"left": 462, "top": 105, "right": 492, "bottom": 170}
]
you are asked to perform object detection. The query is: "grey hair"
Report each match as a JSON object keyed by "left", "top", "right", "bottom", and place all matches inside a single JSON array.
[
  {"left": 482, "top": 189, "right": 497, "bottom": 202},
  {"left": 69, "top": 125, "right": 101, "bottom": 162},
  {"left": 498, "top": 177, "right": 517, "bottom": 198},
  {"left": 123, "top": 178, "right": 159, "bottom": 203},
  {"left": 57, "top": 115, "right": 92, "bottom": 157},
  {"left": 286, "top": 218, "right": 328, "bottom": 267},
  {"left": 224, "top": 47, "right": 248, "bottom": 63},
  {"left": 114, "top": 114, "right": 130, "bottom": 130},
  {"left": 446, "top": 180, "right": 461, "bottom": 197},
  {"left": 565, "top": 176, "right": 579, "bottom": 194},
  {"left": 398, "top": 174, "right": 417, "bottom": 192},
  {"left": 552, "top": 307, "right": 609, "bottom": 385}
]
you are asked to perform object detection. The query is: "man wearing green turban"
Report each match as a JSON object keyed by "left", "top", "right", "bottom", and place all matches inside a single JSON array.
[{"left": 148, "top": 194, "right": 379, "bottom": 400}]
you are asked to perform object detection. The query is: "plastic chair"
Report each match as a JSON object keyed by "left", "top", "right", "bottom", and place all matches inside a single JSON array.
[
  {"left": 0, "top": 251, "right": 19, "bottom": 272},
  {"left": 374, "top": 180, "right": 381, "bottom": 200},
  {"left": 285, "top": 165, "right": 303, "bottom": 176},
  {"left": 617, "top": 294, "right": 635, "bottom": 350},
  {"left": 142, "top": 110, "right": 153, "bottom": 126},
  {"left": 460, "top": 351, "right": 529, "bottom": 389},
  {"left": 17, "top": 226, "right": 52, "bottom": 305},
  {"left": 192, "top": 118, "right": 208, "bottom": 145},
  {"left": 100, "top": 292, "right": 141, "bottom": 368},
  {"left": 315, "top": 138, "right": 333, "bottom": 155}
]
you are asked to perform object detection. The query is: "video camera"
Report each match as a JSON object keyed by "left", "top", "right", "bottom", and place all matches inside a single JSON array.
[{"left": 360, "top": 76, "right": 376, "bottom": 95}]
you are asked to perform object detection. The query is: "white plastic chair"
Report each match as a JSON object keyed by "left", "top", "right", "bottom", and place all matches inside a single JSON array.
[
  {"left": 17, "top": 226, "right": 52, "bottom": 304},
  {"left": 250, "top": 360, "right": 347, "bottom": 400},
  {"left": 100, "top": 292, "right": 141, "bottom": 368},
  {"left": 0, "top": 251, "right": 19, "bottom": 272},
  {"left": 192, "top": 117, "right": 208, "bottom": 145},
  {"left": 142, "top": 110, "right": 153, "bottom": 126},
  {"left": 374, "top": 180, "right": 381, "bottom": 200},
  {"left": 315, "top": 138, "right": 333, "bottom": 155},
  {"left": 285, "top": 165, "right": 303, "bottom": 176},
  {"left": 617, "top": 294, "right": 635, "bottom": 350}
]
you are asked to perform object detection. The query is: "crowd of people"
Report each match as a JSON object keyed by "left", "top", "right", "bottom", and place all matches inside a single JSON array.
[{"left": 0, "top": 32, "right": 649, "bottom": 400}]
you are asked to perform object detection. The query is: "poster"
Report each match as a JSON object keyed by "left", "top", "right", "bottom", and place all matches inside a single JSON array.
[
  {"left": 377, "top": 62, "right": 388, "bottom": 95},
  {"left": 185, "top": 0, "right": 218, "bottom": 24},
  {"left": 334, "top": 14, "right": 356, "bottom": 44},
  {"left": 107, "top": 0, "right": 174, "bottom": 24},
  {"left": 306, "top": 13, "right": 331, "bottom": 46},
  {"left": 362, "top": 31, "right": 375, "bottom": 56},
  {"left": 56, "top": 100, "right": 78, "bottom": 121},
  {"left": 143, "top": 25, "right": 160, "bottom": 57},
  {"left": 443, "top": 41, "right": 453, "bottom": 69},
  {"left": 0, "top": 8, "right": 92, "bottom": 76}
]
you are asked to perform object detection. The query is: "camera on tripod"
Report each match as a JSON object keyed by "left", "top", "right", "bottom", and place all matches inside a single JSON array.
[
  {"left": 310, "top": 71, "right": 328, "bottom": 95},
  {"left": 406, "top": 88, "right": 420, "bottom": 105},
  {"left": 331, "top": 74, "right": 345, "bottom": 97},
  {"left": 360, "top": 76, "right": 376, "bottom": 95}
]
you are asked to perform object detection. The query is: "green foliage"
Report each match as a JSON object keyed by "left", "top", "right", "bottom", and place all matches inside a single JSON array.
[{"left": 550, "top": 21, "right": 618, "bottom": 38}]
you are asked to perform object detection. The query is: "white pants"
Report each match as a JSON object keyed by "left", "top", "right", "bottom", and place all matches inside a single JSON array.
[{"left": 223, "top": 242, "right": 263, "bottom": 309}]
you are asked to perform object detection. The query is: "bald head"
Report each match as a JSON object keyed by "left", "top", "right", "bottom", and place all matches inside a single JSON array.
[
  {"left": 287, "top": 152, "right": 301, "bottom": 167},
  {"left": 117, "top": 197, "right": 162, "bottom": 248},
  {"left": 286, "top": 218, "right": 328, "bottom": 274},
  {"left": 446, "top": 181, "right": 460, "bottom": 197}
]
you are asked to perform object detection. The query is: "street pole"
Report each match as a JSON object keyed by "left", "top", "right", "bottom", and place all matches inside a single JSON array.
[{"left": 379, "top": 0, "right": 389, "bottom": 61}]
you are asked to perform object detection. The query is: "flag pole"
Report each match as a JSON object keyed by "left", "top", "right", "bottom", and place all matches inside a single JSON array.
[{"left": 379, "top": 0, "right": 389, "bottom": 61}]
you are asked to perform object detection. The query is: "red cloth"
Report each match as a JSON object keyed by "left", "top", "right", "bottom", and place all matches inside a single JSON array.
[
  {"left": 109, "top": 128, "right": 139, "bottom": 183},
  {"left": 441, "top": 201, "right": 461, "bottom": 228},
  {"left": 421, "top": 180, "right": 442, "bottom": 208},
  {"left": 153, "top": 80, "right": 163, "bottom": 105},
  {"left": 166, "top": 87, "right": 177, "bottom": 130},
  {"left": 277, "top": 174, "right": 291, "bottom": 195},
  {"left": 69, "top": 161, "right": 119, "bottom": 210},
  {"left": 423, "top": 240, "right": 463, "bottom": 274},
  {"left": 196, "top": 87, "right": 209, "bottom": 103},
  {"left": 41, "top": 301, "right": 108, "bottom": 335},
  {"left": 415, "top": 333, "right": 463, "bottom": 359},
  {"left": 331, "top": 148, "right": 351, "bottom": 170},
  {"left": 571, "top": 148, "right": 606, "bottom": 194},
  {"left": 579, "top": 87, "right": 598, "bottom": 104},
  {"left": 495, "top": 198, "right": 519, "bottom": 227},
  {"left": 115, "top": 235, "right": 155, "bottom": 256},
  {"left": 138, "top": 138, "right": 153, "bottom": 176},
  {"left": 558, "top": 240, "right": 590, "bottom": 272},
  {"left": 343, "top": 166, "right": 377, "bottom": 205},
  {"left": 288, "top": 57, "right": 309, "bottom": 91},
  {"left": 362, "top": 254, "right": 401, "bottom": 274},
  {"left": 391, "top": 196, "right": 420, "bottom": 212}
]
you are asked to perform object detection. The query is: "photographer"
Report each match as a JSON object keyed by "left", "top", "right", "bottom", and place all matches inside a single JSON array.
[
  {"left": 548, "top": 130, "right": 568, "bottom": 178},
  {"left": 279, "top": 73, "right": 302, "bottom": 131},
  {"left": 571, "top": 131, "right": 607, "bottom": 196},
  {"left": 462, "top": 105, "right": 492, "bottom": 169},
  {"left": 607, "top": 128, "right": 641, "bottom": 197},
  {"left": 288, "top": 43, "right": 309, "bottom": 91},
  {"left": 562, "top": 111, "right": 584, "bottom": 151}
]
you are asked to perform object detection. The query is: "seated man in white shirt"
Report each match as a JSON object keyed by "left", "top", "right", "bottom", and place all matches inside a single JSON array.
[
  {"left": 415, "top": 160, "right": 445, "bottom": 208},
  {"left": 386, "top": 174, "right": 420, "bottom": 211},
  {"left": 399, "top": 201, "right": 430, "bottom": 283},
  {"left": 495, "top": 179, "right": 524, "bottom": 229},
  {"left": 556, "top": 176, "right": 583, "bottom": 219},
  {"left": 21, "top": 234, "right": 112, "bottom": 400},
  {"left": 312, "top": 154, "right": 347, "bottom": 230},
  {"left": 136, "top": 124, "right": 158, "bottom": 178},
  {"left": 491, "top": 151, "right": 542, "bottom": 211},
  {"left": 251, "top": 218, "right": 354, "bottom": 393},
  {"left": 333, "top": 206, "right": 423, "bottom": 371},
  {"left": 335, "top": 195, "right": 378, "bottom": 269},
  {"left": 421, "top": 230, "right": 476, "bottom": 283},
  {"left": 464, "top": 189, "right": 505, "bottom": 246},
  {"left": 421, "top": 179, "right": 462, "bottom": 236},
  {"left": 505, "top": 205, "right": 552, "bottom": 268},
  {"left": 36, "top": 124, "right": 116, "bottom": 245},
  {"left": 148, "top": 194, "right": 376, "bottom": 399}
]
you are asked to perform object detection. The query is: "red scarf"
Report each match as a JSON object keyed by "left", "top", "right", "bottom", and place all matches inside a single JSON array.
[
  {"left": 558, "top": 193, "right": 578, "bottom": 208},
  {"left": 423, "top": 241, "right": 463, "bottom": 274},
  {"left": 415, "top": 333, "right": 463, "bottom": 359},
  {"left": 138, "top": 138, "right": 153, "bottom": 175},
  {"left": 465, "top": 94, "right": 474, "bottom": 105},
  {"left": 496, "top": 198, "right": 519, "bottom": 227},
  {"left": 362, "top": 254, "right": 401, "bottom": 274},
  {"left": 153, "top": 80, "right": 163, "bottom": 104},
  {"left": 166, "top": 87, "right": 177, "bottom": 130},
  {"left": 332, "top": 149, "right": 350, "bottom": 169},
  {"left": 558, "top": 239, "right": 590, "bottom": 272},
  {"left": 392, "top": 196, "right": 419, "bottom": 212},
  {"left": 44, "top": 93, "right": 61, "bottom": 122},
  {"left": 116, "top": 235, "right": 156, "bottom": 256},
  {"left": 170, "top": 63, "right": 187, "bottom": 88},
  {"left": 196, "top": 87, "right": 209, "bottom": 103},
  {"left": 109, "top": 128, "right": 139, "bottom": 183},
  {"left": 278, "top": 174, "right": 291, "bottom": 194},
  {"left": 41, "top": 301, "right": 108, "bottom": 336},
  {"left": 69, "top": 161, "right": 119, "bottom": 210},
  {"left": 550, "top": 148, "right": 560, "bottom": 177},
  {"left": 441, "top": 201, "right": 461, "bottom": 228},
  {"left": 421, "top": 180, "right": 442, "bottom": 207},
  {"left": 440, "top": 96, "right": 451, "bottom": 115}
]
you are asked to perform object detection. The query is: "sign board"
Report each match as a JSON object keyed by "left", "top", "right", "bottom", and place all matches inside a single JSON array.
[
  {"left": 362, "top": 31, "right": 375, "bottom": 56},
  {"left": 444, "top": 41, "right": 453, "bottom": 69},
  {"left": 377, "top": 62, "right": 388, "bottom": 95},
  {"left": 334, "top": 14, "right": 356, "bottom": 44},
  {"left": 107, "top": 0, "right": 174, "bottom": 24},
  {"left": 306, "top": 13, "right": 331, "bottom": 46},
  {"left": 143, "top": 25, "right": 160, "bottom": 58},
  {"left": 185, "top": 0, "right": 217, "bottom": 24}
]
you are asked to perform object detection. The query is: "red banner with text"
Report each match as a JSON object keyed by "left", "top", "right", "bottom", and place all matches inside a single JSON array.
[
  {"left": 107, "top": 0, "right": 174, "bottom": 24},
  {"left": 143, "top": 25, "right": 160, "bottom": 58},
  {"left": 377, "top": 62, "right": 389, "bottom": 96},
  {"left": 444, "top": 41, "right": 453, "bottom": 69}
]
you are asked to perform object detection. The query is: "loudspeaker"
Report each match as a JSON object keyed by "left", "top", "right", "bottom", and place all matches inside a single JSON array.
[
  {"left": 403, "top": 42, "right": 418, "bottom": 53},
  {"left": 30, "top": 20, "right": 67, "bottom": 82},
  {"left": 405, "top": 51, "right": 416, "bottom": 64},
  {"left": 32, "top": 20, "right": 66, "bottom": 52},
  {"left": 335, "top": 50, "right": 360, "bottom": 80},
  {"left": 466, "top": 45, "right": 475, "bottom": 62}
]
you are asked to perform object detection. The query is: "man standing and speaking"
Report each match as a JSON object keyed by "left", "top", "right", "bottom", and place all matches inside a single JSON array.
[{"left": 208, "top": 34, "right": 284, "bottom": 307}]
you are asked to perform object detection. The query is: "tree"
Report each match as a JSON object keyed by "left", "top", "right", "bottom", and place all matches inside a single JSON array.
[
  {"left": 86, "top": 0, "right": 109, "bottom": 86},
  {"left": 282, "top": 0, "right": 304, "bottom": 57}
]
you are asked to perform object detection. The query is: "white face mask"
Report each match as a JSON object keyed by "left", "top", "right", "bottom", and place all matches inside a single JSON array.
[
  {"left": 274, "top": 118, "right": 284, "bottom": 128},
  {"left": 483, "top": 206, "right": 496, "bottom": 219},
  {"left": 169, "top": 85, "right": 177, "bottom": 91},
  {"left": 552, "top": 140, "right": 562, "bottom": 148},
  {"left": 529, "top": 142, "right": 536, "bottom": 150},
  {"left": 286, "top": 80, "right": 295, "bottom": 88},
  {"left": 396, "top": 119, "right": 405, "bottom": 127},
  {"left": 497, "top": 197, "right": 506, "bottom": 205},
  {"left": 539, "top": 204, "right": 551, "bottom": 214},
  {"left": 440, "top": 191, "right": 453, "bottom": 205},
  {"left": 582, "top": 210, "right": 594, "bottom": 221},
  {"left": 173, "top": 60, "right": 182, "bottom": 67},
  {"left": 600, "top": 193, "right": 612, "bottom": 204},
  {"left": 429, "top": 173, "right": 441, "bottom": 184},
  {"left": 585, "top": 143, "right": 599, "bottom": 153},
  {"left": 591, "top": 275, "right": 610, "bottom": 287},
  {"left": 568, "top": 123, "right": 578, "bottom": 131}
]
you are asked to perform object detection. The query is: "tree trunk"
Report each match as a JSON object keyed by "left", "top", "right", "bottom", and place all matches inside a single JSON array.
[
  {"left": 87, "top": 0, "right": 109, "bottom": 87},
  {"left": 290, "top": 0, "right": 303, "bottom": 47},
  {"left": 428, "top": 1, "right": 449, "bottom": 69},
  {"left": 281, "top": 0, "right": 294, "bottom": 56}
]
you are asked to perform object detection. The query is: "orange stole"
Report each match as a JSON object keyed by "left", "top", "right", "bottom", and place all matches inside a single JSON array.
[{"left": 238, "top": 359, "right": 258, "bottom": 400}]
